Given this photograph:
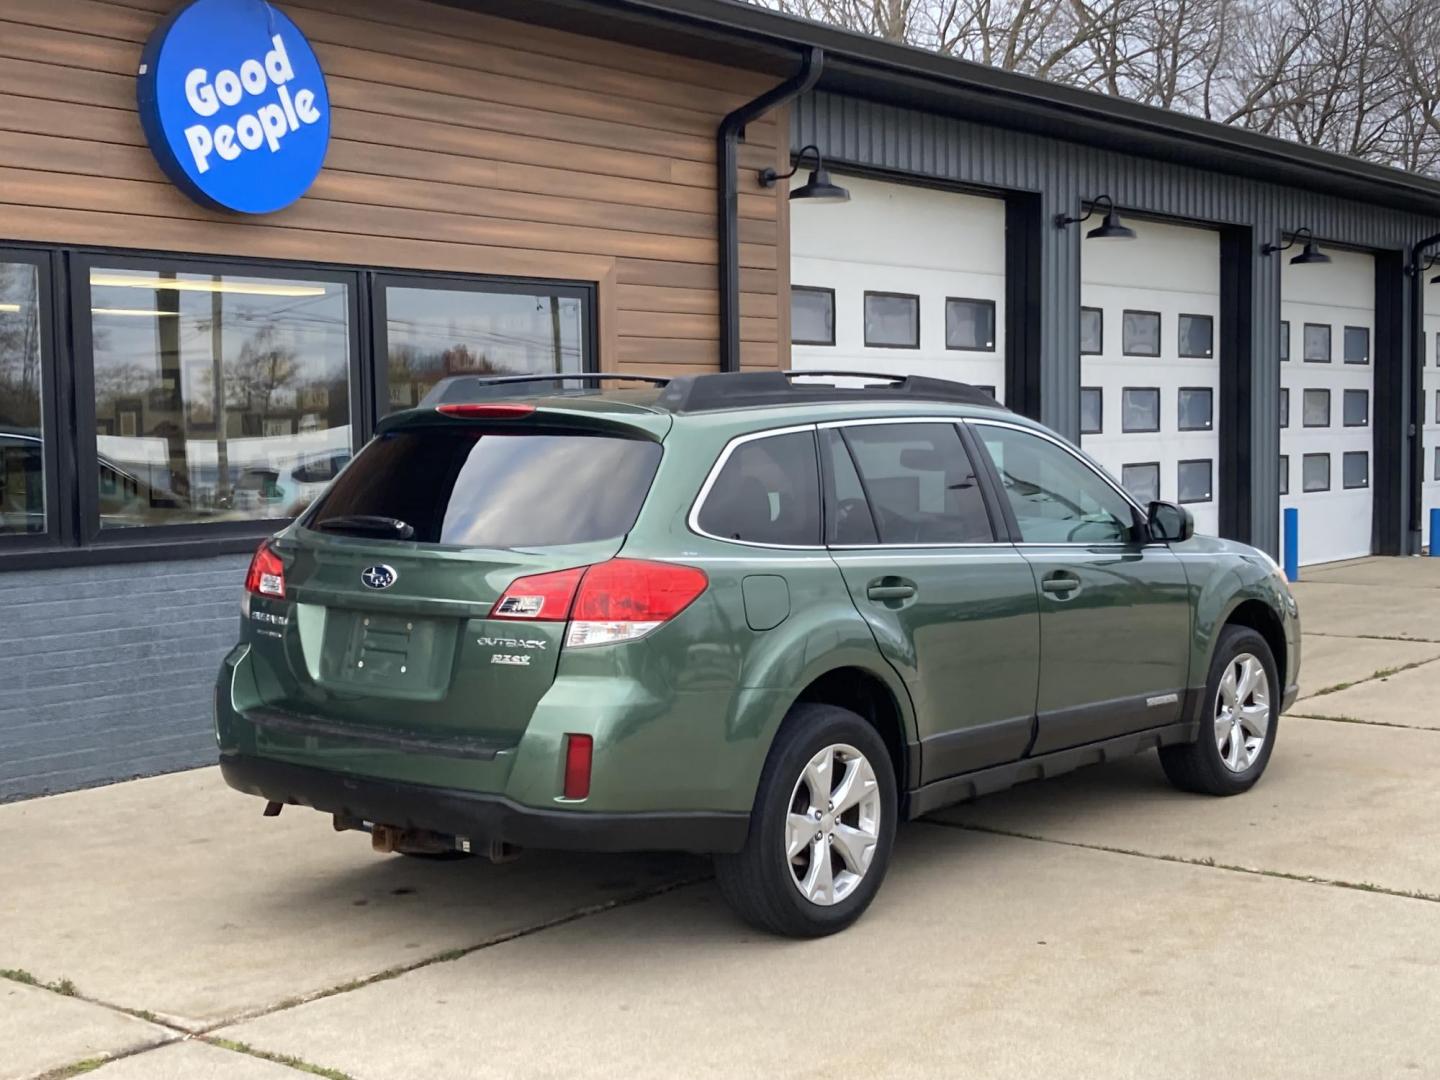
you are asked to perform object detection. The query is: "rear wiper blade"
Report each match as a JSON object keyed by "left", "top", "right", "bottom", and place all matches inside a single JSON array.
[{"left": 312, "top": 514, "right": 415, "bottom": 540}]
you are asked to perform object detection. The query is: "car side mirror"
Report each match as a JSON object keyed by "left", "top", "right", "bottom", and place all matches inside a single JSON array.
[{"left": 1147, "top": 500, "right": 1194, "bottom": 543}]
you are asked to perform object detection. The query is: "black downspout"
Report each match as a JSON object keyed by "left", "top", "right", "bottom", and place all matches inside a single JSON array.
[
  {"left": 1409, "top": 233, "right": 1440, "bottom": 551},
  {"left": 718, "top": 46, "right": 823, "bottom": 373}
]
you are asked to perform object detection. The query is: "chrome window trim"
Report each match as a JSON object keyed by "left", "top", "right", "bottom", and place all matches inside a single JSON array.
[{"left": 686, "top": 423, "right": 826, "bottom": 551}]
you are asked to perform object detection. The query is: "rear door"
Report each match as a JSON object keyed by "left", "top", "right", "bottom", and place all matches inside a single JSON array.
[
  {"left": 821, "top": 420, "right": 1040, "bottom": 782},
  {"left": 245, "top": 413, "right": 664, "bottom": 745},
  {"left": 968, "top": 419, "right": 1191, "bottom": 754}
]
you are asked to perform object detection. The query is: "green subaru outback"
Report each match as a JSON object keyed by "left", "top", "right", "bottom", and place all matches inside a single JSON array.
[{"left": 217, "top": 371, "right": 1299, "bottom": 937}]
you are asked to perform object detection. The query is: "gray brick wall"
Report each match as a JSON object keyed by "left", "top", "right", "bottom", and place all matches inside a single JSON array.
[{"left": 0, "top": 554, "right": 250, "bottom": 801}]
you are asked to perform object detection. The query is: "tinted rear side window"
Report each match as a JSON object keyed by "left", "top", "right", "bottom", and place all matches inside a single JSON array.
[
  {"left": 696, "top": 430, "right": 821, "bottom": 546},
  {"left": 840, "top": 423, "right": 993, "bottom": 544},
  {"left": 308, "top": 428, "right": 661, "bottom": 547}
]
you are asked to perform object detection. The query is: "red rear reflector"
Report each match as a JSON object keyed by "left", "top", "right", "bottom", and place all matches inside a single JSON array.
[
  {"left": 244, "top": 540, "right": 286, "bottom": 599},
  {"left": 436, "top": 403, "right": 536, "bottom": 419},
  {"left": 571, "top": 559, "right": 708, "bottom": 622},
  {"left": 563, "top": 734, "right": 593, "bottom": 800},
  {"left": 489, "top": 566, "right": 586, "bottom": 621}
]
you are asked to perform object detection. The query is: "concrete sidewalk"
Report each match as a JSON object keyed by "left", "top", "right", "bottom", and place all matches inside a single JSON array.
[{"left": 3, "top": 556, "right": 1438, "bottom": 1079}]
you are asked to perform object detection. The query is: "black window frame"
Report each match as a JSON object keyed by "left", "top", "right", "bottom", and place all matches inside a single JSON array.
[
  {"left": 1121, "top": 386, "right": 1161, "bottom": 433},
  {"left": 1079, "top": 306, "right": 1104, "bottom": 356},
  {"left": 1342, "top": 450, "right": 1369, "bottom": 490},
  {"left": 862, "top": 291, "right": 921, "bottom": 350},
  {"left": 1121, "top": 309, "right": 1162, "bottom": 358},
  {"left": 1176, "top": 386, "right": 1214, "bottom": 431},
  {"left": 1303, "top": 322, "right": 1332, "bottom": 363},
  {"left": 1342, "top": 388, "right": 1369, "bottom": 428},
  {"left": 1280, "top": 320, "right": 1290, "bottom": 362},
  {"left": 1079, "top": 386, "right": 1103, "bottom": 435},
  {"left": 1302, "top": 387, "right": 1331, "bottom": 428},
  {"left": 1434, "top": 445, "right": 1440, "bottom": 482},
  {"left": 1176, "top": 458, "right": 1214, "bottom": 504},
  {"left": 1343, "top": 325, "right": 1370, "bottom": 365},
  {"left": 943, "top": 296, "right": 997, "bottom": 353},
  {"left": 1121, "top": 461, "right": 1161, "bottom": 506},
  {"left": 1279, "top": 454, "right": 1289, "bottom": 496},
  {"left": 1280, "top": 387, "right": 1290, "bottom": 429},
  {"left": 1177, "top": 313, "right": 1214, "bottom": 359},
  {"left": 1, "top": 242, "right": 598, "bottom": 571},
  {"left": 1302, "top": 452, "right": 1331, "bottom": 492},
  {"left": 790, "top": 285, "right": 836, "bottom": 347}
]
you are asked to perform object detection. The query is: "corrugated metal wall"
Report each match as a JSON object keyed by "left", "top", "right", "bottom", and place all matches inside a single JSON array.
[{"left": 794, "top": 91, "right": 1440, "bottom": 555}]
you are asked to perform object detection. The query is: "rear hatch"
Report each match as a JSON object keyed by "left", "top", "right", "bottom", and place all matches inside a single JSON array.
[{"left": 245, "top": 402, "right": 668, "bottom": 747}]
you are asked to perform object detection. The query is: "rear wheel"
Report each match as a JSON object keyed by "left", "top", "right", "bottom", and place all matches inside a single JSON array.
[
  {"left": 1159, "top": 625, "right": 1279, "bottom": 796},
  {"left": 715, "top": 704, "right": 897, "bottom": 938}
]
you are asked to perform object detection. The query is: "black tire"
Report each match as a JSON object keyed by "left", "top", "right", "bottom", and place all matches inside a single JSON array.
[
  {"left": 714, "top": 703, "right": 898, "bottom": 938},
  {"left": 1159, "top": 625, "right": 1280, "bottom": 796}
]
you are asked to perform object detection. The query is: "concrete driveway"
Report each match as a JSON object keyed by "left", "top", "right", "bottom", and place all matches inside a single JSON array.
[{"left": 3, "top": 556, "right": 1438, "bottom": 1079}]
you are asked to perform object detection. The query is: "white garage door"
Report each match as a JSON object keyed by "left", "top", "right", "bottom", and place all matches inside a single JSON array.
[
  {"left": 1280, "top": 249, "right": 1375, "bottom": 566},
  {"left": 790, "top": 175, "right": 1006, "bottom": 399},
  {"left": 1425, "top": 276, "right": 1440, "bottom": 552},
  {"left": 1080, "top": 221, "right": 1222, "bottom": 537}
]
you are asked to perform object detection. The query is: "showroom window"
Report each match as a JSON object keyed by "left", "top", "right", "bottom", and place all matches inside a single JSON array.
[
  {"left": 791, "top": 286, "right": 835, "bottom": 347},
  {"left": 945, "top": 298, "right": 995, "bottom": 351},
  {"left": 1303, "top": 453, "right": 1330, "bottom": 492},
  {"left": 1304, "top": 323, "right": 1332, "bottom": 362},
  {"left": 1279, "top": 455, "right": 1289, "bottom": 496},
  {"left": 1303, "top": 388, "right": 1331, "bottom": 427},
  {"left": 1121, "top": 462, "right": 1160, "bottom": 506},
  {"left": 1280, "top": 321, "right": 1290, "bottom": 361},
  {"left": 1343, "top": 389, "right": 1369, "bottom": 427},
  {"left": 1121, "top": 310, "right": 1161, "bottom": 357},
  {"left": 1080, "top": 387, "right": 1103, "bottom": 435},
  {"left": 1280, "top": 388, "right": 1290, "bottom": 428},
  {"left": 1122, "top": 387, "right": 1160, "bottom": 433},
  {"left": 1177, "top": 387, "right": 1213, "bottom": 431},
  {"left": 1343, "top": 326, "right": 1370, "bottom": 365},
  {"left": 1177, "top": 459, "right": 1213, "bottom": 503},
  {"left": 1343, "top": 451, "right": 1369, "bottom": 489},
  {"left": 1177, "top": 314, "right": 1214, "bottom": 358},
  {"left": 1080, "top": 307, "right": 1104, "bottom": 355},
  {"left": 863, "top": 292, "right": 919, "bottom": 349},
  {"left": 0, "top": 253, "right": 51, "bottom": 544}
]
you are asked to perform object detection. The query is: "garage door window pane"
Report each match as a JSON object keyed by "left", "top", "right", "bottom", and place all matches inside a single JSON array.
[
  {"left": 1080, "top": 307, "right": 1104, "bottom": 355},
  {"left": 1303, "top": 453, "right": 1330, "bottom": 492},
  {"left": 1343, "top": 451, "right": 1369, "bottom": 489},
  {"left": 1122, "top": 388, "right": 1160, "bottom": 432},
  {"left": 974, "top": 424, "right": 1134, "bottom": 543},
  {"left": 791, "top": 287, "right": 834, "bottom": 346},
  {"left": 1177, "top": 387, "right": 1213, "bottom": 431},
  {"left": 1178, "top": 314, "right": 1213, "bottom": 358},
  {"left": 1280, "top": 388, "right": 1290, "bottom": 428},
  {"left": 1177, "top": 459, "right": 1213, "bottom": 503},
  {"left": 1304, "top": 323, "right": 1331, "bottom": 362},
  {"left": 696, "top": 431, "right": 819, "bottom": 546},
  {"left": 1122, "top": 311, "right": 1161, "bottom": 357},
  {"left": 864, "top": 293, "right": 919, "bottom": 348},
  {"left": 1279, "top": 455, "right": 1288, "bottom": 496},
  {"left": 1343, "top": 326, "right": 1369, "bottom": 365},
  {"left": 1080, "top": 387, "right": 1103, "bottom": 435},
  {"left": 1121, "top": 463, "right": 1159, "bottom": 505},
  {"left": 1280, "top": 321, "right": 1290, "bottom": 362},
  {"left": 89, "top": 267, "right": 352, "bottom": 528},
  {"left": 1435, "top": 446, "right": 1440, "bottom": 481},
  {"left": 0, "top": 261, "right": 44, "bottom": 535},
  {"left": 1303, "top": 388, "right": 1330, "bottom": 427},
  {"left": 1343, "top": 389, "right": 1369, "bottom": 427},
  {"left": 945, "top": 298, "right": 995, "bottom": 351},
  {"left": 385, "top": 284, "right": 584, "bottom": 412},
  {"left": 841, "top": 423, "right": 993, "bottom": 544}
]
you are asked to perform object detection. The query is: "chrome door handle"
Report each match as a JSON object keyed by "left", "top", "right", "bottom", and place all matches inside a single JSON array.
[{"left": 867, "top": 584, "right": 916, "bottom": 600}]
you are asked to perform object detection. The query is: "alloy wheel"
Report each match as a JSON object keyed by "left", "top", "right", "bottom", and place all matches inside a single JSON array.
[
  {"left": 785, "top": 743, "right": 882, "bottom": 906},
  {"left": 1214, "top": 652, "right": 1271, "bottom": 773}
]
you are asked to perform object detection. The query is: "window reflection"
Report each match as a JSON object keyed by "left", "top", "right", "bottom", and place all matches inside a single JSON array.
[
  {"left": 89, "top": 268, "right": 352, "bottom": 527},
  {"left": 0, "top": 262, "right": 44, "bottom": 535},
  {"left": 384, "top": 285, "right": 584, "bottom": 412}
]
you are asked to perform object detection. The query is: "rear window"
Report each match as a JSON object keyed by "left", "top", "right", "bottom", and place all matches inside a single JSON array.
[{"left": 307, "top": 427, "right": 661, "bottom": 548}]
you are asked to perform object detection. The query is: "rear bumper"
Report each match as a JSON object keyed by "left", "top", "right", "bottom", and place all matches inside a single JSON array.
[{"left": 219, "top": 752, "right": 748, "bottom": 854}]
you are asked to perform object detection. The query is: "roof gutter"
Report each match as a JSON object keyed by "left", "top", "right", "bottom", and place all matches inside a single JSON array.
[{"left": 718, "top": 46, "right": 822, "bottom": 373}]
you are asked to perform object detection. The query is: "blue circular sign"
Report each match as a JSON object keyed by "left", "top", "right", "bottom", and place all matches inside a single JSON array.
[{"left": 137, "top": 0, "right": 331, "bottom": 215}]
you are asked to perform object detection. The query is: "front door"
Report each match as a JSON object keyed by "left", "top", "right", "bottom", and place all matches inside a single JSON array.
[
  {"left": 821, "top": 422, "right": 1040, "bottom": 783},
  {"left": 969, "top": 420, "right": 1191, "bottom": 755}
]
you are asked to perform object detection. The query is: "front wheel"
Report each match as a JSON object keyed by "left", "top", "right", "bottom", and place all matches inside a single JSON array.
[
  {"left": 1159, "top": 625, "right": 1279, "bottom": 796},
  {"left": 714, "top": 703, "right": 897, "bottom": 938}
]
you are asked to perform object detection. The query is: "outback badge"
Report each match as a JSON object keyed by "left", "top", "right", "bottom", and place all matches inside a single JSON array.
[{"left": 360, "top": 564, "right": 398, "bottom": 590}]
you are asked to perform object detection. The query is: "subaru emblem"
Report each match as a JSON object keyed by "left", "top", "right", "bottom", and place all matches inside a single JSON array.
[{"left": 361, "top": 564, "right": 397, "bottom": 590}]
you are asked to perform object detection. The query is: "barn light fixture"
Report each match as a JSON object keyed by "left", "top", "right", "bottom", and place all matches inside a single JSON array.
[
  {"left": 758, "top": 145, "right": 850, "bottom": 204},
  {"left": 1263, "top": 228, "right": 1332, "bottom": 265},
  {"left": 1054, "top": 195, "right": 1135, "bottom": 240}
]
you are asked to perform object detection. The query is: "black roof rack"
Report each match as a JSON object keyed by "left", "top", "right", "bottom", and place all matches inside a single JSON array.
[
  {"left": 654, "top": 370, "right": 1003, "bottom": 413},
  {"left": 418, "top": 373, "right": 670, "bottom": 407}
]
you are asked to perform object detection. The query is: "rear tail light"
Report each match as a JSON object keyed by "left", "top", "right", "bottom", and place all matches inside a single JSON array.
[
  {"left": 244, "top": 540, "right": 286, "bottom": 599},
  {"left": 565, "top": 559, "right": 707, "bottom": 648},
  {"left": 563, "top": 734, "right": 593, "bottom": 800},
  {"left": 489, "top": 566, "right": 585, "bottom": 621}
]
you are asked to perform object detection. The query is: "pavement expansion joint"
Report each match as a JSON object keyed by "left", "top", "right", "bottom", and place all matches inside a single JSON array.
[{"left": 920, "top": 819, "right": 1440, "bottom": 904}]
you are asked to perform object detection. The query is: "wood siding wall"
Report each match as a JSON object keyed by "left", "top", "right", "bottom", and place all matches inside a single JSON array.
[{"left": 0, "top": 0, "right": 792, "bottom": 374}]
